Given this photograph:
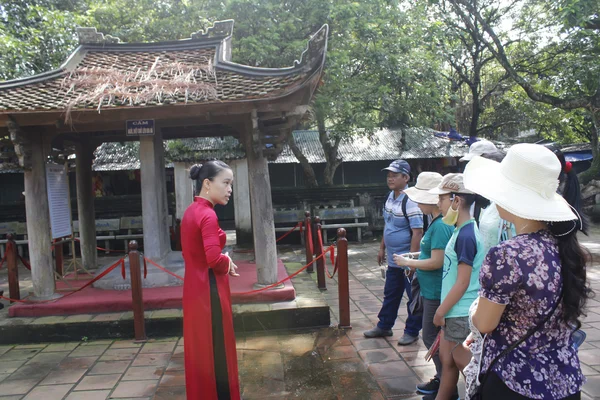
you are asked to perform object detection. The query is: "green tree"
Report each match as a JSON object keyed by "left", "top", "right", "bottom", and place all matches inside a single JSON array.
[{"left": 448, "top": 0, "right": 600, "bottom": 183}]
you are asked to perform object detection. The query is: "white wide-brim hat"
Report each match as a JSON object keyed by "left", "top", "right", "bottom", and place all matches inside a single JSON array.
[
  {"left": 404, "top": 172, "right": 443, "bottom": 205},
  {"left": 463, "top": 143, "right": 576, "bottom": 222},
  {"left": 460, "top": 139, "right": 498, "bottom": 162}
]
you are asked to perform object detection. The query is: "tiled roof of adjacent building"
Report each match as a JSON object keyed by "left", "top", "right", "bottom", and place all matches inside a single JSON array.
[
  {"left": 86, "top": 128, "right": 472, "bottom": 171},
  {"left": 0, "top": 21, "right": 328, "bottom": 112}
]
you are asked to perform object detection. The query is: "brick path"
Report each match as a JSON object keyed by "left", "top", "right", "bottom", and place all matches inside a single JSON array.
[{"left": 0, "top": 233, "right": 598, "bottom": 399}]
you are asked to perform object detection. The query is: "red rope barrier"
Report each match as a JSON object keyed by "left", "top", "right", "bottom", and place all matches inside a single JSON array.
[
  {"left": 275, "top": 222, "right": 303, "bottom": 243},
  {"left": 144, "top": 257, "right": 185, "bottom": 281},
  {"left": 317, "top": 228, "right": 337, "bottom": 278},
  {"left": 73, "top": 238, "right": 127, "bottom": 253},
  {"left": 0, "top": 256, "right": 126, "bottom": 304},
  {"left": 238, "top": 245, "right": 335, "bottom": 295},
  {"left": 18, "top": 253, "right": 31, "bottom": 271}
]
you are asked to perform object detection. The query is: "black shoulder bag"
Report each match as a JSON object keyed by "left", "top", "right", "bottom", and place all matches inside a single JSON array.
[{"left": 472, "top": 292, "right": 563, "bottom": 400}]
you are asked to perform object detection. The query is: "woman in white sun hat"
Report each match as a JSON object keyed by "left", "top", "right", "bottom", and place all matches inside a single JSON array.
[
  {"left": 462, "top": 143, "right": 589, "bottom": 399},
  {"left": 393, "top": 172, "right": 454, "bottom": 399}
]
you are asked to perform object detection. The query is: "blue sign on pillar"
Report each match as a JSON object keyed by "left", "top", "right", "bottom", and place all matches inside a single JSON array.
[{"left": 126, "top": 119, "right": 155, "bottom": 136}]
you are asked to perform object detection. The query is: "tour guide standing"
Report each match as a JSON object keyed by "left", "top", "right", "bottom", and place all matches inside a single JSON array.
[{"left": 364, "top": 160, "right": 424, "bottom": 345}]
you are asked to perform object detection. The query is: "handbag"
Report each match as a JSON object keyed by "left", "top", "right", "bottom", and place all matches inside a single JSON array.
[
  {"left": 471, "top": 291, "right": 563, "bottom": 400},
  {"left": 408, "top": 274, "right": 424, "bottom": 317}
]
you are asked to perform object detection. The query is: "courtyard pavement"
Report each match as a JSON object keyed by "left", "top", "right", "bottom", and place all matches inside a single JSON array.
[{"left": 0, "top": 229, "right": 599, "bottom": 399}]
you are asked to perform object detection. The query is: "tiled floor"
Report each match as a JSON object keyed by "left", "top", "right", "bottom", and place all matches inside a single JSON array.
[{"left": 0, "top": 230, "right": 599, "bottom": 399}]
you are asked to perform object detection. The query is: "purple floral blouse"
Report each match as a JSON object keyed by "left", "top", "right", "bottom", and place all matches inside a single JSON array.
[{"left": 479, "top": 230, "right": 584, "bottom": 399}]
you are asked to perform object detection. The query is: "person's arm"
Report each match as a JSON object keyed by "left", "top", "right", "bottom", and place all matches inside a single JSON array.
[
  {"left": 410, "top": 228, "right": 423, "bottom": 253},
  {"left": 395, "top": 249, "right": 444, "bottom": 271},
  {"left": 200, "top": 213, "right": 230, "bottom": 275},
  {"left": 434, "top": 263, "right": 472, "bottom": 326},
  {"left": 472, "top": 297, "right": 506, "bottom": 334}
]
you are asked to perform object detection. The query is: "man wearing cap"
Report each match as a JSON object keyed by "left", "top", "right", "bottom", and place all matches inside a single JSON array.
[{"left": 364, "top": 160, "right": 423, "bottom": 345}]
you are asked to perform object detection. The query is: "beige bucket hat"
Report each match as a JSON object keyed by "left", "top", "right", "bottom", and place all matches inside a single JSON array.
[
  {"left": 463, "top": 143, "right": 576, "bottom": 222},
  {"left": 404, "top": 172, "right": 443, "bottom": 205},
  {"left": 428, "top": 173, "right": 473, "bottom": 195},
  {"left": 460, "top": 140, "right": 498, "bottom": 162}
]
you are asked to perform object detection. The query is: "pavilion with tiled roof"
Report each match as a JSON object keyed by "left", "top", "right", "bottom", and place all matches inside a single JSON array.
[{"left": 0, "top": 20, "right": 328, "bottom": 300}]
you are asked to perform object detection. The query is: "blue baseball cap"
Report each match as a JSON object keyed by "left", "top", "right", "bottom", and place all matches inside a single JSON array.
[{"left": 382, "top": 159, "right": 411, "bottom": 176}]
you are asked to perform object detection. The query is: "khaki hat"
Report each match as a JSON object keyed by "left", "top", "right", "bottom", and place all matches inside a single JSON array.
[
  {"left": 404, "top": 172, "right": 443, "bottom": 205},
  {"left": 428, "top": 173, "right": 473, "bottom": 195},
  {"left": 464, "top": 143, "right": 576, "bottom": 222},
  {"left": 460, "top": 140, "right": 498, "bottom": 162}
]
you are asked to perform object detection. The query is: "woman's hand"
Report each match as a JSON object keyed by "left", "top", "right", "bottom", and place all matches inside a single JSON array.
[
  {"left": 224, "top": 252, "right": 240, "bottom": 277},
  {"left": 433, "top": 309, "right": 446, "bottom": 327},
  {"left": 394, "top": 253, "right": 413, "bottom": 268}
]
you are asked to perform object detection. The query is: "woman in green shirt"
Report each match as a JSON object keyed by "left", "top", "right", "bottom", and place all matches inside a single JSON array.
[{"left": 394, "top": 172, "right": 454, "bottom": 400}]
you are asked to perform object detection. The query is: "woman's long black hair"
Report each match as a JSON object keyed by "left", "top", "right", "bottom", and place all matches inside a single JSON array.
[
  {"left": 549, "top": 220, "right": 593, "bottom": 329},
  {"left": 547, "top": 145, "right": 588, "bottom": 234}
]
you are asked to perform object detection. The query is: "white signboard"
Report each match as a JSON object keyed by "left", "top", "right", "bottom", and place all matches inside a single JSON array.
[{"left": 46, "top": 163, "right": 73, "bottom": 239}]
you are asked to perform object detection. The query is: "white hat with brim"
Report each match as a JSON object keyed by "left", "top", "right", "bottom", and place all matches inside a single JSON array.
[
  {"left": 460, "top": 140, "right": 498, "bottom": 162},
  {"left": 463, "top": 145, "right": 576, "bottom": 222},
  {"left": 404, "top": 172, "right": 443, "bottom": 205}
]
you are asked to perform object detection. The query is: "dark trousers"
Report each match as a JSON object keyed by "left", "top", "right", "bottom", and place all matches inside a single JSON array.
[
  {"left": 422, "top": 298, "right": 442, "bottom": 378},
  {"left": 481, "top": 372, "right": 580, "bottom": 400},
  {"left": 209, "top": 270, "right": 231, "bottom": 400},
  {"left": 377, "top": 267, "right": 422, "bottom": 336}
]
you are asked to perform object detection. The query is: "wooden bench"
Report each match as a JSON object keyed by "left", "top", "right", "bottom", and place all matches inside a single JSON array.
[
  {"left": 314, "top": 206, "right": 368, "bottom": 243},
  {"left": 74, "top": 218, "right": 120, "bottom": 254},
  {"left": 0, "top": 221, "right": 28, "bottom": 258},
  {"left": 273, "top": 208, "right": 306, "bottom": 244},
  {"left": 116, "top": 215, "right": 175, "bottom": 250}
]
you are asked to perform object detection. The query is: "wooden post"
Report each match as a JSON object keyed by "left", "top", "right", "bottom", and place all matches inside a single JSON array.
[
  {"left": 54, "top": 241, "right": 64, "bottom": 278},
  {"left": 314, "top": 217, "right": 327, "bottom": 290},
  {"left": 128, "top": 241, "right": 147, "bottom": 341},
  {"left": 304, "top": 211, "right": 314, "bottom": 273},
  {"left": 6, "top": 234, "right": 20, "bottom": 303},
  {"left": 337, "top": 228, "right": 351, "bottom": 329}
]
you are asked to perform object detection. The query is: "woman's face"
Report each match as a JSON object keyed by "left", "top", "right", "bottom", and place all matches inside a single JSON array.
[
  {"left": 205, "top": 168, "right": 233, "bottom": 206},
  {"left": 418, "top": 203, "right": 438, "bottom": 215},
  {"left": 437, "top": 194, "right": 454, "bottom": 216}
]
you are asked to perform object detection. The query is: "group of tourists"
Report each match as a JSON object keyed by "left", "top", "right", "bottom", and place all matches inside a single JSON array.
[
  {"left": 364, "top": 141, "right": 590, "bottom": 400},
  {"left": 178, "top": 139, "right": 591, "bottom": 400}
]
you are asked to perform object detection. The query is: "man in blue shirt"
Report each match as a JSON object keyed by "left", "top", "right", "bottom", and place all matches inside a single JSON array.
[{"left": 364, "top": 160, "right": 424, "bottom": 345}]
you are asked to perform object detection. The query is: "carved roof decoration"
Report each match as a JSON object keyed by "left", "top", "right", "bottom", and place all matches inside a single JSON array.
[{"left": 0, "top": 20, "right": 328, "bottom": 114}]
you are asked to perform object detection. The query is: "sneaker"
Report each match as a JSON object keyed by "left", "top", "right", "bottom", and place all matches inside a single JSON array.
[
  {"left": 363, "top": 326, "right": 393, "bottom": 338},
  {"left": 416, "top": 377, "right": 440, "bottom": 394},
  {"left": 398, "top": 333, "right": 419, "bottom": 346},
  {"left": 422, "top": 393, "right": 459, "bottom": 400}
]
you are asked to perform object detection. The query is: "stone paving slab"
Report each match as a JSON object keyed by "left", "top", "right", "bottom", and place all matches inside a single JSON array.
[{"left": 0, "top": 232, "right": 597, "bottom": 398}]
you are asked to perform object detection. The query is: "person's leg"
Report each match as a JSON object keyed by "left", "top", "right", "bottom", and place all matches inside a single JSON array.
[
  {"left": 422, "top": 298, "right": 442, "bottom": 379},
  {"left": 403, "top": 273, "right": 423, "bottom": 337},
  {"left": 436, "top": 330, "right": 459, "bottom": 400},
  {"left": 417, "top": 298, "right": 442, "bottom": 395},
  {"left": 376, "top": 267, "right": 405, "bottom": 330},
  {"left": 452, "top": 343, "right": 472, "bottom": 373}
]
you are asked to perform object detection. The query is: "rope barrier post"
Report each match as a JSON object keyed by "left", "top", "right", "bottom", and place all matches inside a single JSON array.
[
  {"left": 128, "top": 241, "right": 147, "bottom": 342},
  {"left": 304, "top": 211, "right": 314, "bottom": 273},
  {"left": 54, "top": 241, "right": 64, "bottom": 278},
  {"left": 337, "top": 228, "right": 351, "bottom": 329},
  {"left": 6, "top": 234, "right": 20, "bottom": 303},
  {"left": 314, "top": 217, "right": 327, "bottom": 290}
]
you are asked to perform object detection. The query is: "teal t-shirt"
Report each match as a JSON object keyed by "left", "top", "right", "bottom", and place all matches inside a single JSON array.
[
  {"left": 441, "top": 219, "right": 484, "bottom": 318},
  {"left": 417, "top": 215, "right": 454, "bottom": 300}
]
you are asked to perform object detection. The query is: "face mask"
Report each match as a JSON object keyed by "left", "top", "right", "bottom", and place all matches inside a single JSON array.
[{"left": 443, "top": 200, "right": 459, "bottom": 226}]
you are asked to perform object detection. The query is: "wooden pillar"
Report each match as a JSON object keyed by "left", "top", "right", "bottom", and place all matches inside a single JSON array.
[
  {"left": 243, "top": 112, "right": 278, "bottom": 286},
  {"left": 75, "top": 140, "right": 97, "bottom": 270},
  {"left": 230, "top": 158, "right": 253, "bottom": 246},
  {"left": 22, "top": 131, "right": 57, "bottom": 300},
  {"left": 139, "top": 128, "right": 171, "bottom": 260},
  {"left": 174, "top": 162, "right": 193, "bottom": 222},
  {"left": 6, "top": 234, "right": 20, "bottom": 303}
]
